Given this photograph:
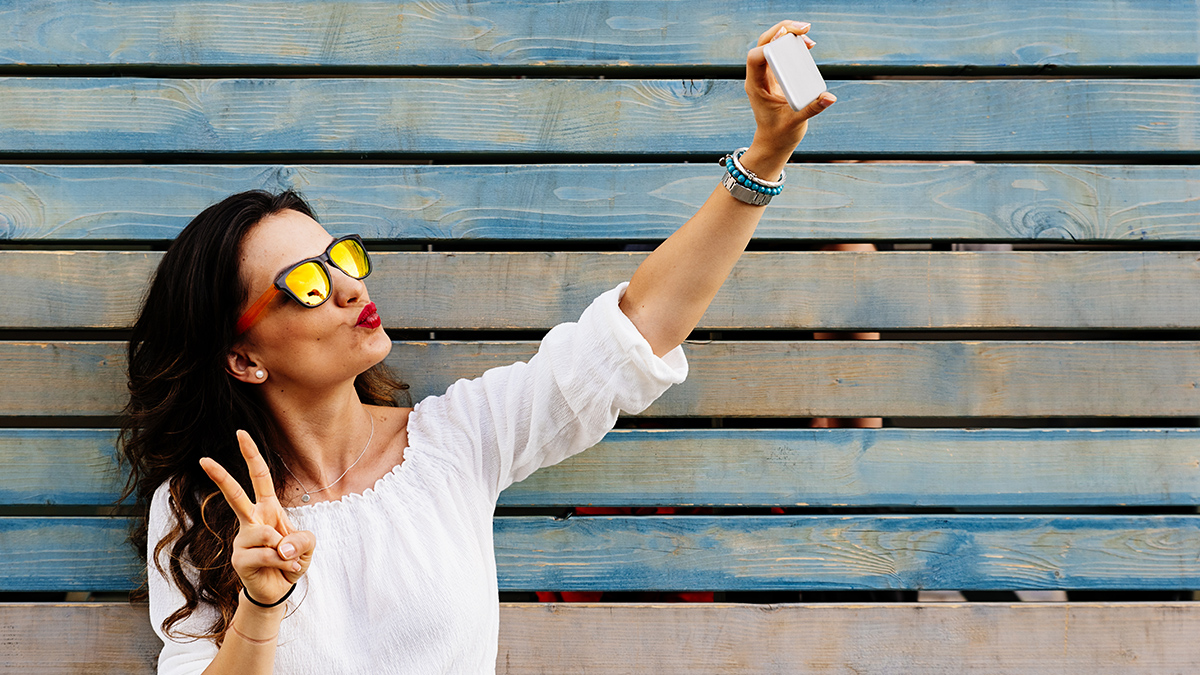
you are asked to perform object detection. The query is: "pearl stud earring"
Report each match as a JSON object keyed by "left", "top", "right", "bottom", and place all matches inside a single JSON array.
[{"left": 255, "top": 370, "right": 265, "bottom": 379}]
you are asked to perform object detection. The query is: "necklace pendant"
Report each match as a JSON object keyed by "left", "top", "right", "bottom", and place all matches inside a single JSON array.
[{"left": 301, "top": 494, "right": 310, "bottom": 503}]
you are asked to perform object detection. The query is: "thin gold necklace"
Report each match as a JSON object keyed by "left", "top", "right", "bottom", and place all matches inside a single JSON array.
[{"left": 279, "top": 412, "right": 375, "bottom": 503}]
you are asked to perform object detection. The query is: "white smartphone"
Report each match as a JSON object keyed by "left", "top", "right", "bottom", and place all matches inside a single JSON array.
[{"left": 763, "top": 32, "right": 827, "bottom": 111}]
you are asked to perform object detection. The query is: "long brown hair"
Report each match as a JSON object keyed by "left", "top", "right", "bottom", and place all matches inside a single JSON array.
[{"left": 118, "top": 190, "right": 408, "bottom": 644}]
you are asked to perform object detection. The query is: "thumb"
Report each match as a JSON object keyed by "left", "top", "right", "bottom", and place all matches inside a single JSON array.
[
  {"left": 799, "top": 92, "right": 837, "bottom": 120},
  {"left": 277, "top": 529, "right": 316, "bottom": 583}
]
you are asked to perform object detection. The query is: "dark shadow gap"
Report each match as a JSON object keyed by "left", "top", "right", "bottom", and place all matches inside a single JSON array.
[
  {"left": 4, "top": 328, "right": 1196, "bottom": 342},
  {"left": 1, "top": 152, "right": 1199, "bottom": 165},
  {"left": 0, "top": 416, "right": 121, "bottom": 428},
  {"left": 6, "top": 240, "right": 1200, "bottom": 252},
  {"left": 1, "top": 64, "right": 1199, "bottom": 80}
]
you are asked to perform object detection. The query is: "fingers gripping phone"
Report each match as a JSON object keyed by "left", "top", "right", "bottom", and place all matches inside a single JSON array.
[{"left": 763, "top": 32, "right": 827, "bottom": 111}]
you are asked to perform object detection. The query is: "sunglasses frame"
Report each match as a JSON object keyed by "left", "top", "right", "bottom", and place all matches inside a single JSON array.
[{"left": 234, "top": 234, "right": 372, "bottom": 336}]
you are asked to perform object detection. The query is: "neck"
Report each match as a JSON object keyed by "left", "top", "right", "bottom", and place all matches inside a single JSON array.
[{"left": 258, "top": 376, "right": 375, "bottom": 489}]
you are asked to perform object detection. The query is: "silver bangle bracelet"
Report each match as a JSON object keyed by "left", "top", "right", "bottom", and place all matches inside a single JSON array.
[
  {"left": 728, "top": 147, "right": 786, "bottom": 188},
  {"left": 720, "top": 170, "right": 774, "bottom": 206}
]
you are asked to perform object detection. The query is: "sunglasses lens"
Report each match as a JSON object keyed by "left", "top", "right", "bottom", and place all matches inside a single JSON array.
[
  {"left": 330, "top": 238, "right": 370, "bottom": 279},
  {"left": 284, "top": 261, "right": 330, "bottom": 307}
]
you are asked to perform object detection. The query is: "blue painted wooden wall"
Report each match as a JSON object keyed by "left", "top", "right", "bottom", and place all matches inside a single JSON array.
[{"left": 1, "top": 1, "right": 1198, "bottom": 671}]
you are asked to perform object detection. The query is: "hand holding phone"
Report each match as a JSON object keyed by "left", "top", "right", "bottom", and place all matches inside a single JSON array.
[{"left": 763, "top": 32, "right": 827, "bottom": 112}]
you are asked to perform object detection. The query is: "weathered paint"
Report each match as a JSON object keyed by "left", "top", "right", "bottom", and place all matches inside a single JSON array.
[
  {"left": 4, "top": 428, "right": 1199, "bottom": 508},
  {"left": 0, "top": 79, "right": 1198, "bottom": 155},
  {"left": 4, "top": 515, "right": 1200, "bottom": 591},
  {"left": 5, "top": 602, "right": 1200, "bottom": 673},
  {"left": 1, "top": 340, "right": 1197, "bottom": 417},
  {"left": 6, "top": 250, "right": 1200, "bottom": 330},
  {"left": 4, "top": 164, "right": 1200, "bottom": 242},
  {"left": 2, "top": 0, "right": 1198, "bottom": 67}
]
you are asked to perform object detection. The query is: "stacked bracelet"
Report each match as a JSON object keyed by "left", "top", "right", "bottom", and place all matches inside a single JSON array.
[{"left": 718, "top": 147, "right": 785, "bottom": 206}]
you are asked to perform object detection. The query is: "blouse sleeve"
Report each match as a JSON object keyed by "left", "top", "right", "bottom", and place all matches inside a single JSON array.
[
  {"left": 406, "top": 281, "right": 688, "bottom": 504},
  {"left": 148, "top": 480, "right": 220, "bottom": 674}
]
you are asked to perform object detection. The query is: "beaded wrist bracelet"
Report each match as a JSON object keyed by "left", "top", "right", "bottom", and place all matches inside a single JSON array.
[{"left": 718, "top": 147, "right": 786, "bottom": 206}]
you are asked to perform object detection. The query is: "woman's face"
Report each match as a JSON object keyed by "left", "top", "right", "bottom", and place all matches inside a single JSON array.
[{"left": 231, "top": 209, "right": 392, "bottom": 391}]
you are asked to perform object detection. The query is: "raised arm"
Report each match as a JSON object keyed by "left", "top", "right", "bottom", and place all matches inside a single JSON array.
[{"left": 619, "top": 20, "right": 836, "bottom": 357}]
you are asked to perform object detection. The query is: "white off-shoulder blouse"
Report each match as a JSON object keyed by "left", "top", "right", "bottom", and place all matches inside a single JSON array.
[{"left": 147, "top": 281, "right": 689, "bottom": 674}]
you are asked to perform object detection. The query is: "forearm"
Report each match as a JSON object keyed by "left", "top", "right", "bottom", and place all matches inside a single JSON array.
[
  {"left": 201, "top": 595, "right": 286, "bottom": 675},
  {"left": 619, "top": 142, "right": 790, "bottom": 357}
]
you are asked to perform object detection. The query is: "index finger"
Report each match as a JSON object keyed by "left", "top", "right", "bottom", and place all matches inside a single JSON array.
[
  {"left": 237, "top": 429, "right": 279, "bottom": 506},
  {"left": 756, "top": 20, "right": 810, "bottom": 47},
  {"left": 199, "top": 456, "right": 256, "bottom": 524}
]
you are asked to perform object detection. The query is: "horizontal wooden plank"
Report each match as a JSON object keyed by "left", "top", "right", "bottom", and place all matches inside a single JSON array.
[
  {"left": 6, "top": 428, "right": 1200, "bottom": 508},
  {"left": 496, "top": 515, "right": 1200, "bottom": 591},
  {"left": 498, "top": 602, "right": 1200, "bottom": 674},
  {"left": 2, "top": 340, "right": 1198, "bottom": 417},
  {"left": 6, "top": 515, "right": 1200, "bottom": 591},
  {"left": 8, "top": 250, "right": 1200, "bottom": 330},
  {"left": 0, "top": 79, "right": 1198, "bottom": 155},
  {"left": 0, "top": 603, "right": 159, "bottom": 674},
  {"left": 6, "top": 602, "right": 1200, "bottom": 675},
  {"left": 2, "top": 1, "right": 1198, "bottom": 68},
  {"left": 6, "top": 164, "right": 1200, "bottom": 242},
  {"left": 513, "top": 428, "right": 1200, "bottom": 507},
  {"left": 0, "top": 518, "right": 134, "bottom": 591}
]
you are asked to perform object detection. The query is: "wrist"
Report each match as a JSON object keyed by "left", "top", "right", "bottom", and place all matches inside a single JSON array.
[
  {"left": 237, "top": 591, "right": 288, "bottom": 623},
  {"left": 738, "top": 141, "right": 792, "bottom": 184}
]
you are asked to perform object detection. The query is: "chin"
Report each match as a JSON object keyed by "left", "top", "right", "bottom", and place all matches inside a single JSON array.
[{"left": 365, "top": 330, "right": 393, "bottom": 362}]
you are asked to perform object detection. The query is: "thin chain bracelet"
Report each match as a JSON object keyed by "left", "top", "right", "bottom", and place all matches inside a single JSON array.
[{"left": 229, "top": 622, "right": 278, "bottom": 645}]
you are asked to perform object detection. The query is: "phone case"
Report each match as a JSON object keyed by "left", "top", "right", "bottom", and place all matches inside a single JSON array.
[{"left": 763, "top": 32, "right": 827, "bottom": 111}]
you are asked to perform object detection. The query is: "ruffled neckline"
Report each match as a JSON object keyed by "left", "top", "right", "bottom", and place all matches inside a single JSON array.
[{"left": 283, "top": 400, "right": 426, "bottom": 515}]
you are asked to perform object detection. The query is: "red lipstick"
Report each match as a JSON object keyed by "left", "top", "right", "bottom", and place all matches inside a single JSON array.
[{"left": 356, "top": 302, "right": 381, "bottom": 329}]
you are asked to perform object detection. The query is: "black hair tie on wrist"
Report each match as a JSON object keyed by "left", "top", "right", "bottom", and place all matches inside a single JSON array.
[{"left": 243, "top": 583, "right": 296, "bottom": 608}]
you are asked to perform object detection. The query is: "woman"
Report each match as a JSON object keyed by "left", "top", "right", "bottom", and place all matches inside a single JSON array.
[{"left": 123, "top": 20, "right": 834, "bottom": 673}]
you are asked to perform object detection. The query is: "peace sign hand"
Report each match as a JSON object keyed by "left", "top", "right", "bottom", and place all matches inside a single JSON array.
[{"left": 199, "top": 430, "right": 316, "bottom": 607}]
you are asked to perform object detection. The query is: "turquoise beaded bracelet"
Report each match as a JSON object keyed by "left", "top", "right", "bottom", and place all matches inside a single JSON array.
[{"left": 718, "top": 148, "right": 785, "bottom": 205}]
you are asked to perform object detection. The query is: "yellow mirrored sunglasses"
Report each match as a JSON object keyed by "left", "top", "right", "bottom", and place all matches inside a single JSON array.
[{"left": 235, "top": 235, "right": 372, "bottom": 335}]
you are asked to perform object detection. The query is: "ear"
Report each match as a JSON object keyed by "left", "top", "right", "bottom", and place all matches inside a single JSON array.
[{"left": 226, "top": 347, "right": 266, "bottom": 384}]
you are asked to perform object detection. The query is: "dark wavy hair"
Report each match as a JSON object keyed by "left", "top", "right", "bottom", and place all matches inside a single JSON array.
[{"left": 118, "top": 190, "right": 409, "bottom": 645}]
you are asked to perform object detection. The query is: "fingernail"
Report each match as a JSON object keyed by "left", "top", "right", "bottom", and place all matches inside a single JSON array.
[
  {"left": 280, "top": 543, "right": 296, "bottom": 559},
  {"left": 819, "top": 94, "right": 836, "bottom": 107},
  {"left": 791, "top": 21, "right": 811, "bottom": 30},
  {"left": 292, "top": 562, "right": 302, "bottom": 572},
  {"left": 773, "top": 26, "right": 786, "bottom": 39}
]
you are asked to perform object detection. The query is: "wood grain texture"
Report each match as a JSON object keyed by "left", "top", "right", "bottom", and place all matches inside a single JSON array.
[
  {"left": 507, "top": 428, "right": 1200, "bottom": 507},
  {"left": 0, "top": 603, "right": 158, "bottom": 674},
  {"left": 1, "top": 79, "right": 1198, "bottom": 155},
  {"left": 494, "top": 515, "right": 1200, "bottom": 591},
  {"left": 6, "top": 602, "right": 1200, "bottom": 674},
  {"left": 7, "top": 250, "right": 1200, "bottom": 330},
  {"left": 7, "top": 598, "right": 1200, "bottom": 672},
  {"left": 0, "top": 518, "right": 135, "bottom": 591},
  {"left": 2, "top": 0, "right": 1198, "bottom": 67},
  {"left": 2, "top": 340, "right": 1198, "bottom": 417},
  {"left": 498, "top": 602, "right": 1200, "bottom": 674},
  {"left": 0, "top": 429, "right": 127, "bottom": 506},
  {"left": 5, "top": 428, "right": 1199, "bottom": 508},
  {"left": 6, "top": 515, "right": 1200, "bottom": 591},
  {"left": 6, "top": 164, "right": 1200, "bottom": 242}
]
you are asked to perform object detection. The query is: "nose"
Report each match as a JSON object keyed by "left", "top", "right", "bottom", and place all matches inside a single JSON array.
[{"left": 329, "top": 264, "right": 367, "bottom": 306}]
